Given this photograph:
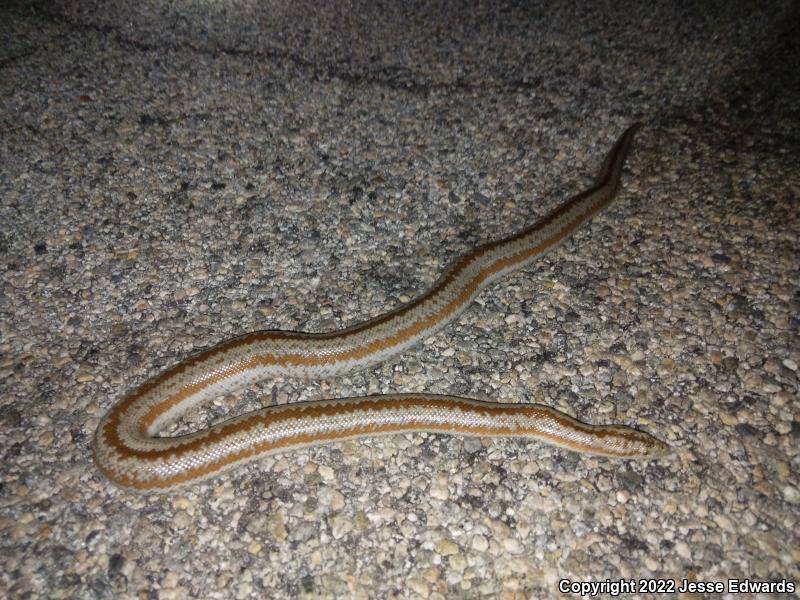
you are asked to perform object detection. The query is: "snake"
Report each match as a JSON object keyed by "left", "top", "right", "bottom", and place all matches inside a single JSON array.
[{"left": 94, "top": 123, "right": 669, "bottom": 492}]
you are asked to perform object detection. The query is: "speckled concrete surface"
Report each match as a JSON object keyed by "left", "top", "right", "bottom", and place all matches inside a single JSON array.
[{"left": 1, "top": 1, "right": 799, "bottom": 598}]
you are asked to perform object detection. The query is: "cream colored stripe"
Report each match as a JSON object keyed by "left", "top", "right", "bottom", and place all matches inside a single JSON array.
[{"left": 94, "top": 125, "right": 668, "bottom": 492}]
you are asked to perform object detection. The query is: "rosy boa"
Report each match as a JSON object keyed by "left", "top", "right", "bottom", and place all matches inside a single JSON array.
[{"left": 94, "top": 124, "right": 669, "bottom": 492}]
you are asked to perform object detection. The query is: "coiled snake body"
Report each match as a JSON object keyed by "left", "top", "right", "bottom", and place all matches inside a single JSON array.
[{"left": 94, "top": 124, "right": 669, "bottom": 492}]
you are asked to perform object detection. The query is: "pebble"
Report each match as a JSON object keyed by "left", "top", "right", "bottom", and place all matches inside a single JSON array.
[
  {"left": 435, "top": 539, "right": 460, "bottom": 556},
  {"left": 331, "top": 516, "right": 354, "bottom": 539},
  {"left": 783, "top": 486, "right": 800, "bottom": 505},
  {"left": 407, "top": 578, "right": 430, "bottom": 598},
  {"left": 675, "top": 541, "right": 692, "bottom": 560},
  {"left": 2, "top": 2, "right": 798, "bottom": 598}
]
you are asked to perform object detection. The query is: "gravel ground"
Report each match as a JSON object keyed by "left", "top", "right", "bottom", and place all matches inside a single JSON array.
[{"left": 1, "top": 1, "right": 798, "bottom": 598}]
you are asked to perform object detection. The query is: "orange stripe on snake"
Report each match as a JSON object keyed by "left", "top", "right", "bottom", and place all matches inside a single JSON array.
[{"left": 94, "top": 124, "right": 669, "bottom": 492}]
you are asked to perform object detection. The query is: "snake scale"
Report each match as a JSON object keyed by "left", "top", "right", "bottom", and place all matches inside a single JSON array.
[{"left": 94, "top": 124, "right": 669, "bottom": 492}]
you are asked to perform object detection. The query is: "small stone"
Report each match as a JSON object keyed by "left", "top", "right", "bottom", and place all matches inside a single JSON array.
[
  {"left": 407, "top": 577, "right": 430, "bottom": 598},
  {"left": 761, "top": 377, "right": 781, "bottom": 393},
  {"left": 486, "top": 519, "right": 512, "bottom": 539},
  {"left": 471, "top": 535, "right": 488, "bottom": 552},
  {"left": 675, "top": 541, "right": 691, "bottom": 560},
  {"left": 331, "top": 515, "right": 353, "bottom": 539},
  {"left": 171, "top": 496, "right": 193, "bottom": 511},
  {"left": 435, "top": 539, "right": 459, "bottom": 556},
  {"left": 422, "top": 567, "right": 441, "bottom": 583},
  {"left": 713, "top": 514, "right": 733, "bottom": 530},
  {"left": 267, "top": 515, "right": 287, "bottom": 542},
  {"left": 742, "top": 372, "right": 762, "bottom": 391},
  {"left": 430, "top": 483, "right": 449, "bottom": 501},
  {"left": 172, "top": 511, "right": 191, "bottom": 530},
  {"left": 782, "top": 485, "right": 800, "bottom": 505},
  {"left": 318, "top": 464, "right": 335, "bottom": 481},
  {"left": 173, "top": 287, "right": 199, "bottom": 300},
  {"left": 328, "top": 489, "right": 346, "bottom": 511},
  {"left": 449, "top": 553, "right": 466, "bottom": 571},
  {"left": 247, "top": 541, "right": 262, "bottom": 554}
]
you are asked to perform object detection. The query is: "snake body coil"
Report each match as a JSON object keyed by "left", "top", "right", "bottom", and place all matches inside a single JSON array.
[{"left": 94, "top": 124, "right": 669, "bottom": 492}]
